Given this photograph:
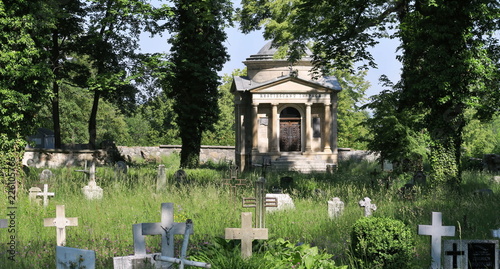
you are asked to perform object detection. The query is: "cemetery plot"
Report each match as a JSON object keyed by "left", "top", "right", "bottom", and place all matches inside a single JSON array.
[{"left": 444, "top": 240, "right": 498, "bottom": 269}]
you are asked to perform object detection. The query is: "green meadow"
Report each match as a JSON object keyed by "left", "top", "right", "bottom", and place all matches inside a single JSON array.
[{"left": 0, "top": 154, "right": 499, "bottom": 268}]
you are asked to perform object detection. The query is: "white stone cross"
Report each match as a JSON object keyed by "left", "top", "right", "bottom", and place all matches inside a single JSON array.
[
  {"left": 44, "top": 205, "right": 79, "bottom": 246},
  {"left": 225, "top": 212, "right": 268, "bottom": 258},
  {"left": 37, "top": 184, "right": 54, "bottom": 207},
  {"left": 358, "top": 197, "right": 377, "bottom": 217},
  {"left": 154, "top": 219, "right": 211, "bottom": 268},
  {"left": 418, "top": 212, "right": 455, "bottom": 269},
  {"left": 141, "top": 203, "right": 191, "bottom": 259},
  {"left": 328, "top": 197, "right": 345, "bottom": 219}
]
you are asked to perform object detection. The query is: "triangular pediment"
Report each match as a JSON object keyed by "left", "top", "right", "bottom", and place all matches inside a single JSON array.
[{"left": 249, "top": 77, "right": 334, "bottom": 93}]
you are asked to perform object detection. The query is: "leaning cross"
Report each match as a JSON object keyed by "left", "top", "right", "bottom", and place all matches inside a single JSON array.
[
  {"left": 44, "top": 205, "right": 78, "bottom": 246},
  {"left": 358, "top": 197, "right": 377, "bottom": 217},
  {"left": 141, "top": 203, "right": 191, "bottom": 259},
  {"left": 37, "top": 184, "right": 55, "bottom": 207},
  {"left": 445, "top": 243, "right": 464, "bottom": 269},
  {"left": 418, "top": 212, "right": 455, "bottom": 269},
  {"left": 225, "top": 212, "right": 268, "bottom": 258},
  {"left": 154, "top": 219, "right": 211, "bottom": 268}
]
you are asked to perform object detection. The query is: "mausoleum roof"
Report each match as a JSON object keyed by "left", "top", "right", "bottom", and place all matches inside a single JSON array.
[
  {"left": 232, "top": 74, "right": 341, "bottom": 92},
  {"left": 246, "top": 41, "right": 312, "bottom": 61}
]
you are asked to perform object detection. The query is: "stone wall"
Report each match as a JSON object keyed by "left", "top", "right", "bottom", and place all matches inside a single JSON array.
[
  {"left": 23, "top": 145, "right": 236, "bottom": 168},
  {"left": 337, "top": 148, "right": 379, "bottom": 162}
]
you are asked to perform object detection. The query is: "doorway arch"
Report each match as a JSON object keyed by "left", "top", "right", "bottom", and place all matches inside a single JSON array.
[{"left": 279, "top": 107, "right": 301, "bottom": 151}]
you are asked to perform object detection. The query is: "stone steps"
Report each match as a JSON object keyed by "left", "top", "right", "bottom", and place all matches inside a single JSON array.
[{"left": 270, "top": 154, "right": 327, "bottom": 173}]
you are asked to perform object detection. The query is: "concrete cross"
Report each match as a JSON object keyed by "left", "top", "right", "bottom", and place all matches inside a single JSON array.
[
  {"left": 132, "top": 223, "right": 146, "bottom": 255},
  {"left": 44, "top": 205, "right": 79, "bottom": 246},
  {"left": 141, "top": 203, "right": 191, "bottom": 259},
  {"left": 418, "top": 212, "right": 455, "bottom": 269},
  {"left": 37, "top": 184, "right": 54, "bottom": 207},
  {"left": 154, "top": 220, "right": 211, "bottom": 268},
  {"left": 358, "top": 197, "right": 377, "bottom": 217},
  {"left": 225, "top": 212, "right": 268, "bottom": 258}
]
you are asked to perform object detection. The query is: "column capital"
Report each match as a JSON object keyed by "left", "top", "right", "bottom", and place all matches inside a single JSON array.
[
  {"left": 271, "top": 102, "right": 279, "bottom": 106},
  {"left": 305, "top": 102, "right": 312, "bottom": 107},
  {"left": 252, "top": 103, "right": 259, "bottom": 107}
]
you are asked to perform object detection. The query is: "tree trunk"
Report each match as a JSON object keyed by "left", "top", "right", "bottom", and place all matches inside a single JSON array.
[
  {"left": 89, "top": 91, "right": 100, "bottom": 150},
  {"left": 51, "top": 29, "right": 61, "bottom": 149}
]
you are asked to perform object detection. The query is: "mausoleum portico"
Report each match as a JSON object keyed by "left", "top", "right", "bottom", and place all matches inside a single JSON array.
[{"left": 231, "top": 42, "right": 342, "bottom": 172}]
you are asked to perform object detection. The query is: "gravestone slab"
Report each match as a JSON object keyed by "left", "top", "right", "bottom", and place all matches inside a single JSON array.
[
  {"left": 115, "top": 161, "right": 128, "bottom": 174},
  {"left": 40, "top": 169, "right": 53, "bottom": 181},
  {"left": 173, "top": 169, "right": 187, "bottom": 184},
  {"left": 418, "top": 212, "right": 455, "bottom": 269},
  {"left": 265, "top": 193, "right": 295, "bottom": 212},
  {"left": 444, "top": 240, "right": 498, "bottom": 269},
  {"left": 56, "top": 246, "right": 95, "bottom": 269},
  {"left": 0, "top": 219, "right": 7, "bottom": 228},
  {"left": 156, "top": 165, "right": 167, "bottom": 191},
  {"left": 29, "top": 187, "right": 42, "bottom": 204},
  {"left": 328, "top": 197, "right": 344, "bottom": 219}
]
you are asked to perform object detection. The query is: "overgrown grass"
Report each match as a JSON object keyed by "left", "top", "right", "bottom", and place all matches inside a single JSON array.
[{"left": 0, "top": 158, "right": 499, "bottom": 268}]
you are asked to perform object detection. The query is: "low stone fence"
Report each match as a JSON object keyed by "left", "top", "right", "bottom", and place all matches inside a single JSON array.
[
  {"left": 23, "top": 145, "right": 236, "bottom": 168},
  {"left": 337, "top": 148, "right": 379, "bottom": 162}
]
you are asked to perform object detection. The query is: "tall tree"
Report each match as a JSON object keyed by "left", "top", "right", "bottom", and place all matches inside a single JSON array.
[
  {"left": 238, "top": 0, "right": 500, "bottom": 186},
  {"left": 0, "top": 0, "right": 53, "bottom": 189},
  {"left": 79, "top": 0, "right": 162, "bottom": 149},
  {"left": 167, "top": 0, "right": 233, "bottom": 168},
  {"left": 47, "top": 0, "right": 85, "bottom": 149}
]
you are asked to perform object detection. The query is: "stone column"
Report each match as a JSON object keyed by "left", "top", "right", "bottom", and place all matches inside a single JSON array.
[
  {"left": 271, "top": 103, "right": 279, "bottom": 152},
  {"left": 252, "top": 103, "right": 259, "bottom": 153},
  {"left": 323, "top": 102, "right": 332, "bottom": 153},
  {"left": 331, "top": 95, "right": 338, "bottom": 153},
  {"left": 305, "top": 103, "right": 312, "bottom": 152}
]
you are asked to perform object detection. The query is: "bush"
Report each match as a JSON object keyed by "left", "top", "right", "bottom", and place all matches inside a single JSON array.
[{"left": 351, "top": 217, "right": 415, "bottom": 269}]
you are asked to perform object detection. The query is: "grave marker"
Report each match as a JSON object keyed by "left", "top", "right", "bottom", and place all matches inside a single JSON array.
[
  {"left": 223, "top": 165, "right": 247, "bottom": 201},
  {"left": 156, "top": 165, "right": 167, "bottom": 191},
  {"left": 44, "top": 205, "right": 78, "bottom": 246},
  {"left": 29, "top": 187, "right": 42, "bottom": 204},
  {"left": 56, "top": 246, "right": 95, "bottom": 269},
  {"left": 265, "top": 193, "right": 295, "bottom": 212},
  {"left": 443, "top": 240, "right": 499, "bottom": 269},
  {"left": 37, "top": 184, "right": 54, "bottom": 207},
  {"left": 0, "top": 218, "right": 7, "bottom": 228},
  {"left": 242, "top": 177, "right": 277, "bottom": 228},
  {"left": 225, "top": 212, "right": 268, "bottom": 258},
  {"left": 418, "top": 212, "right": 455, "bottom": 269},
  {"left": 141, "top": 202, "right": 191, "bottom": 266},
  {"left": 153, "top": 219, "right": 211, "bottom": 268},
  {"left": 358, "top": 197, "right": 377, "bottom": 217},
  {"left": 77, "top": 161, "right": 103, "bottom": 200},
  {"left": 40, "top": 169, "right": 53, "bottom": 181},
  {"left": 328, "top": 197, "right": 345, "bottom": 219}
]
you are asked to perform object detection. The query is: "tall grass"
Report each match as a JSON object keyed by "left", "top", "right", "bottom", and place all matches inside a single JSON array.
[{"left": 0, "top": 158, "right": 499, "bottom": 268}]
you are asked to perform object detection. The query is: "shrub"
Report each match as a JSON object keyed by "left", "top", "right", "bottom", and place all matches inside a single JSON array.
[{"left": 351, "top": 217, "right": 415, "bottom": 269}]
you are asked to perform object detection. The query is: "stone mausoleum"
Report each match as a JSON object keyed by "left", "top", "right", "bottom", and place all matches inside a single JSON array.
[{"left": 231, "top": 42, "right": 342, "bottom": 172}]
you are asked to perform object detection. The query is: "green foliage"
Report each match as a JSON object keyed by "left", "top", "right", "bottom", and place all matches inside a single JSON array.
[
  {"left": 351, "top": 217, "right": 415, "bottom": 269},
  {"left": 333, "top": 68, "right": 370, "bottom": 149},
  {"left": 261, "top": 238, "right": 347, "bottom": 269},
  {"left": 167, "top": 0, "right": 233, "bottom": 167}
]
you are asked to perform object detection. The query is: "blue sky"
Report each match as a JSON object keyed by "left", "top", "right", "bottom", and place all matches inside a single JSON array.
[{"left": 139, "top": 1, "right": 402, "bottom": 99}]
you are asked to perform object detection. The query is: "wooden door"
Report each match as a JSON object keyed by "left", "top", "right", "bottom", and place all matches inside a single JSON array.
[{"left": 280, "top": 120, "right": 301, "bottom": 151}]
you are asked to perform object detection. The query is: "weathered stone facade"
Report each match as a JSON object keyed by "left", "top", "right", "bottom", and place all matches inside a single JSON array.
[{"left": 231, "top": 41, "right": 342, "bottom": 172}]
